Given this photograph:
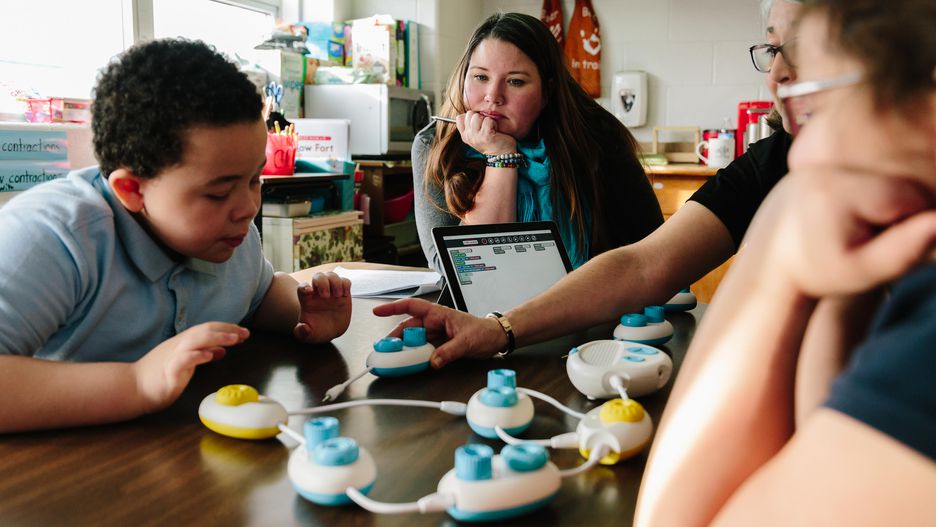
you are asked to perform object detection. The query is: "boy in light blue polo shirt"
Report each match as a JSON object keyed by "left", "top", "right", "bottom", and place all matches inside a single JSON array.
[{"left": 0, "top": 39, "right": 352, "bottom": 432}]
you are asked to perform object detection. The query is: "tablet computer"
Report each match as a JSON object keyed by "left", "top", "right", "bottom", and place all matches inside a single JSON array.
[{"left": 432, "top": 221, "right": 574, "bottom": 317}]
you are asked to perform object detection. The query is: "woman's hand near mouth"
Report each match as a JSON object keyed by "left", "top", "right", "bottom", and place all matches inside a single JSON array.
[{"left": 456, "top": 110, "right": 517, "bottom": 155}]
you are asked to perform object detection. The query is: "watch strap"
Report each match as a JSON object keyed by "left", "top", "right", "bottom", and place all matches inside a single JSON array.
[{"left": 486, "top": 311, "right": 515, "bottom": 357}]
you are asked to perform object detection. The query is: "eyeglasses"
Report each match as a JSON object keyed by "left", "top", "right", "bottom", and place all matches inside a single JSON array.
[
  {"left": 777, "top": 72, "right": 863, "bottom": 135},
  {"left": 749, "top": 41, "right": 797, "bottom": 73}
]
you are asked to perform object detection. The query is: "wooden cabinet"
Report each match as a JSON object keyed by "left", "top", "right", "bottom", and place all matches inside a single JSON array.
[
  {"left": 646, "top": 164, "right": 732, "bottom": 304},
  {"left": 356, "top": 159, "right": 424, "bottom": 265}
]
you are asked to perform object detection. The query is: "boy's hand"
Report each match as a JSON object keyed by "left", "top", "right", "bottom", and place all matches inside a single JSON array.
[
  {"left": 132, "top": 322, "right": 249, "bottom": 413},
  {"left": 293, "top": 272, "right": 352, "bottom": 343}
]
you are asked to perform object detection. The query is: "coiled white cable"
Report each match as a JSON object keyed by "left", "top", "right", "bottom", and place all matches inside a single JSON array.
[
  {"left": 516, "top": 387, "right": 586, "bottom": 420},
  {"left": 346, "top": 487, "right": 454, "bottom": 514},
  {"left": 289, "top": 399, "right": 468, "bottom": 417}
]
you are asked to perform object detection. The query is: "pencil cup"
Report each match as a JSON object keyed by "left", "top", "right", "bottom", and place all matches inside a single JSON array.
[{"left": 262, "top": 132, "right": 297, "bottom": 175}]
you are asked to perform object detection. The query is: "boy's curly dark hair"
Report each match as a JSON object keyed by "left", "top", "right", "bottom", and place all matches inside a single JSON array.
[{"left": 92, "top": 38, "right": 262, "bottom": 179}]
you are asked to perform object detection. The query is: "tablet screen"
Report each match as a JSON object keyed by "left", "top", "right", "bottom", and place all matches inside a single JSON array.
[{"left": 433, "top": 222, "right": 572, "bottom": 317}]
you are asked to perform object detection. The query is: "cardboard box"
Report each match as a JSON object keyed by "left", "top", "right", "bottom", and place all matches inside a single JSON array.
[
  {"left": 255, "top": 50, "right": 306, "bottom": 118},
  {"left": 351, "top": 15, "right": 397, "bottom": 85},
  {"left": 291, "top": 118, "right": 350, "bottom": 160},
  {"left": 302, "top": 21, "right": 346, "bottom": 63},
  {"left": 262, "top": 210, "right": 363, "bottom": 272}
]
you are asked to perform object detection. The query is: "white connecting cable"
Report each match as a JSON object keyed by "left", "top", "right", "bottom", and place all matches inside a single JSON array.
[
  {"left": 289, "top": 399, "right": 468, "bottom": 417},
  {"left": 277, "top": 423, "right": 306, "bottom": 446},
  {"left": 608, "top": 374, "right": 630, "bottom": 401},
  {"left": 346, "top": 487, "right": 454, "bottom": 514},
  {"left": 322, "top": 367, "right": 374, "bottom": 402},
  {"left": 516, "top": 387, "right": 586, "bottom": 420},
  {"left": 494, "top": 426, "right": 579, "bottom": 449},
  {"left": 494, "top": 425, "right": 551, "bottom": 446},
  {"left": 559, "top": 444, "right": 611, "bottom": 478}
]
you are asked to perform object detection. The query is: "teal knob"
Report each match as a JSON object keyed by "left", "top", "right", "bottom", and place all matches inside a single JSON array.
[
  {"left": 374, "top": 337, "right": 404, "bottom": 353},
  {"left": 402, "top": 326, "right": 427, "bottom": 347},
  {"left": 479, "top": 386, "right": 519, "bottom": 407},
  {"left": 314, "top": 437, "right": 360, "bottom": 466},
  {"left": 487, "top": 369, "right": 517, "bottom": 389},
  {"left": 305, "top": 417, "right": 340, "bottom": 451},
  {"left": 620, "top": 314, "right": 648, "bottom": 327},
  {"left": 501, "top": 444, "right": 548, "bottom": 472},
  {"left": 643, "top": 306, "right": 665, "bottom": 323},
  {"left": 455, "top": 444, "right": 494, "bottom": 481}
]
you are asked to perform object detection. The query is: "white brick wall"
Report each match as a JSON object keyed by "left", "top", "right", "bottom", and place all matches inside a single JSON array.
[
  {"left": 345, "top": 0, "right": 769, "bottom": 141},
  {"left": 478, "top": 0, "right": 768, "bottom": 141}
]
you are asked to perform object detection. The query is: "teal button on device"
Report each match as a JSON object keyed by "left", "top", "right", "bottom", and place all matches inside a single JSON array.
[
  {"left": 502, "top": 444, "right": 548, "bottom": 472},
  {"left": 479, "top": 387, "right": 519, "bottom": 407},
  {"left": 487, "top": 369, "right": 517, "bottom": 389},
  {"left": 304, "top": 417, "right": 340, "bottom": 452},
  {"left": 620, "top": 314, "right": 648, "bottom": 327},
  {"left": 314, "top": 437, "right": 360, "bottom": 466},
  {"left": 402, "top": 326, "right": 427, "bottom": 347},
  {"left": 373, "top": 337, "right": 404, "bottom": 353},
  {"left": 455, "top": 444, "right": 494, "bottom": 481}
]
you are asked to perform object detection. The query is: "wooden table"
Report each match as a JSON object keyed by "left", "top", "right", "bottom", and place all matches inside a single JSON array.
[{"left": 0, "top": 293, "right": 703, "bottom": 527}]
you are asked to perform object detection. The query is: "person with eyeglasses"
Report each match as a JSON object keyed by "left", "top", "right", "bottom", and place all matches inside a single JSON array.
[
  {"left": 636, "top": 0, "right": 936, "bottom": 524},
  {"left": 374, "top": 0, "right": 805, "bottom": 370}
]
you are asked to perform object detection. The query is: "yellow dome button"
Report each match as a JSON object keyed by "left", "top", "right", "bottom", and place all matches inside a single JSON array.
[
  {"left": 215, "top": 384, "right": 260, "bottom": 406},
  {"left": 599, "top": 398, "right": 645, "bottom": 424}
]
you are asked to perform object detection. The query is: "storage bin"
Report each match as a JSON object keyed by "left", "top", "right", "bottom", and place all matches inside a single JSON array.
[
  {"left": 383, "top": 188, "right": 413, "bottom": 223},
  {"left": 24, "top": 98, "right": 91, "bottom": 124},
  {"left": 262, "top": 210, "right": 363, "bottom": 272}
]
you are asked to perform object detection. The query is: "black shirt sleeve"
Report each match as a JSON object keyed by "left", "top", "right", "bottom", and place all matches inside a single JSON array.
[
  {"left": 824, "top": 263, "right": 936, "bottom": 462},
  {"left": 688, "top": 131, "right": 792, "bottom": 249}
]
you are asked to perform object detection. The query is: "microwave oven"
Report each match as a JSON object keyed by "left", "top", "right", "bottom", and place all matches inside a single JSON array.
[{"left": 304, "top": 85, "right": 433, "bottom": 156}]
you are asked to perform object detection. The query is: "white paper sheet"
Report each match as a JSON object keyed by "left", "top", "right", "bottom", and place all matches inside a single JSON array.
[{"left": 332, "top": 266, "right": 443, "bottom": 298}]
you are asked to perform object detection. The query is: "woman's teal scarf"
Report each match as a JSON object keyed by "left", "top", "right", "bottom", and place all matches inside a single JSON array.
[{"left": 465, "top": 139, "right": 591, "bottom": 268}]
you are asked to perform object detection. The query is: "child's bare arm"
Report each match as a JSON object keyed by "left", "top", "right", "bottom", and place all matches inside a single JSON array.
[
  {"left": 0, "top": 322, "right": 247, "bottom": 433},
  {"left": 250, "top": 271, "right": 351, "bottom": 343}
]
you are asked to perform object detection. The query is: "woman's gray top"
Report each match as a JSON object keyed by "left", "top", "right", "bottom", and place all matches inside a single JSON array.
[{"left": 412, "top": 122, "right": 664, "bottom": 273}]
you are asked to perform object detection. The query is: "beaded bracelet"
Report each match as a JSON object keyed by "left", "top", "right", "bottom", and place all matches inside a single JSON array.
[{"left": 485, "top": 152, "right": 526, "bottom": 169}]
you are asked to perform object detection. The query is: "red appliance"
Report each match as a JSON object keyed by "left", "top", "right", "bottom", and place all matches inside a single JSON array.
[{"left": 736, "top": 100, "right": 773, "bottom": 158}]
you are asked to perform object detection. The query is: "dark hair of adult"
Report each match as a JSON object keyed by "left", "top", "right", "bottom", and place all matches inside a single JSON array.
[
  {"left": 425, "top": 12, "right": 643, "bottom": 257},
  {"left": 802, "top": 0, "right": 936, "bottom": 113},
  {"left": 92, "top": 38, "right": 262, "bottom": 180}
]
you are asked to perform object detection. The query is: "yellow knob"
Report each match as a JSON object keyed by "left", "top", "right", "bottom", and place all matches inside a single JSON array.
[
  {"left": 599, "top": 398, "right": 645, "bottom": 424},
  {"left": 215, "top": 384, "right": 260, "bottom": 406}
]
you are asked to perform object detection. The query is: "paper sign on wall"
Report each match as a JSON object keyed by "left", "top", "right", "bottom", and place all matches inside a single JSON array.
[
  {"left": 0, "top": 161, "right": 70, "bottom": 192},
  {"left": 0, "top": 130, "right": 68, "bottom": 161}
]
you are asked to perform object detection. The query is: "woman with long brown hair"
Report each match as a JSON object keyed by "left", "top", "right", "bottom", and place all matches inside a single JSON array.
[{"left": 414, "top": 12, "right": 663, "bottom": 272}]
